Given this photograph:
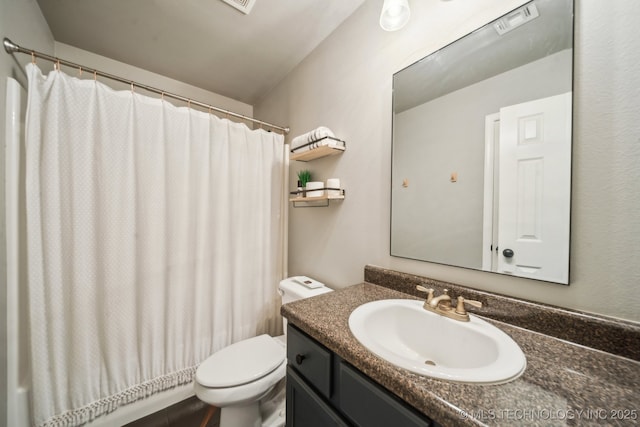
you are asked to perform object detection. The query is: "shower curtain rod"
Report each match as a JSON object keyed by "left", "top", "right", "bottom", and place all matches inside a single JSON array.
[{"left": 3, "top": 37, "right": 290, "bottom": 135}]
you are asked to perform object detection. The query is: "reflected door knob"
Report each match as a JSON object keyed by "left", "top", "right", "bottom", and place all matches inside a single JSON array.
[{"left": 502, "top": 248, "right": 514, "bottom": 258}]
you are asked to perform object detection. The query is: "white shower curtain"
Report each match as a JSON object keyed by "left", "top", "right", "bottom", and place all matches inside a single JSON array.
[{"left": 24, "top": 63, "right": 286, "bottom": 427}]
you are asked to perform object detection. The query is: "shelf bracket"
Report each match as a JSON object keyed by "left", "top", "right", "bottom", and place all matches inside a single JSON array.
[{"left": 292, "top": 199, "right": 331, "bottom": 208}]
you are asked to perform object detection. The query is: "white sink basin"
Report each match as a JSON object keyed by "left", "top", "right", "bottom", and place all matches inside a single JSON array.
[{"left": 348, "top": 299, "right": 526, "bottom": 384}]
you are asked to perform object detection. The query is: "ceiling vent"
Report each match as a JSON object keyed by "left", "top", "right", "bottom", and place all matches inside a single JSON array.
[
  {"left": 494, "top": 3, "right": 539, "bottom": 35},
  {"left": 220, "top": 0, "right": 257, "bottom": 14}
]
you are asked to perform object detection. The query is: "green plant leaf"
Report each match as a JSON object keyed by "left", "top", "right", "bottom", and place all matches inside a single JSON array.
[{"left": 297, "top": 169, "right": 312, "bottom": 186}]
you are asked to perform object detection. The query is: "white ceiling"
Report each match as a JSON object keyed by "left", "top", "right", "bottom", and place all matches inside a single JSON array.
[{"left": 37, "top": 0, "right": 365, "bottom": 105}]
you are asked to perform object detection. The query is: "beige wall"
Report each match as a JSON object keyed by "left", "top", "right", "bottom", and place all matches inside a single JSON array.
[{"left": 255, "top": 0, "right": 640, "bottom": 322}]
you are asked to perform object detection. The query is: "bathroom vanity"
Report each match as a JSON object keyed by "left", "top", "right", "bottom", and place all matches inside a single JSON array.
[
  {"left": 281, "top": 267, "right": 640, "bottom": 426},
  {"left": 286, "top": 324, "right": 436, "bottom": 427}
]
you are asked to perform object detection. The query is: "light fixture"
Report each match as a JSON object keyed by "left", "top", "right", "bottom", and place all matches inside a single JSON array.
[
  {"left": 379, "top": 0, "right": 411, "bottom": 32},
  {"left": 493, "top": 4, "right": 539, "bottom": 35}
]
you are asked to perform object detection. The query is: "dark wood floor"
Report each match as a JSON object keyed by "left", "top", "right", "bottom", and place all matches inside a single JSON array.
[{"left": 124, "top": 397, "right": 220, "bottom": 427}]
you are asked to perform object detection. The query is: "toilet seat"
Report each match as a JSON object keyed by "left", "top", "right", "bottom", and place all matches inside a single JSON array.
[
  {"left": 196, "top": 334, "right": 284, "bottom": 388},
  {"left": 195, "top": 359, "right": 286, "bottom": 407}
]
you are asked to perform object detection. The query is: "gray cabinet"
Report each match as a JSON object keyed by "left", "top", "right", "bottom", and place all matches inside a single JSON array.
[
  {"left": 286, "top": 324, "right": 435, "bottom": 427},
  {"left": 286, "top": 367, "right": 348, "bottom": 427}
]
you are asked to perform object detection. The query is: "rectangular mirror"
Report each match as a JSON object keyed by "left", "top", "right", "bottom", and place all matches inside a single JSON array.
[{"left": 391, "top": 0, "right": 573, "bottom": 284}]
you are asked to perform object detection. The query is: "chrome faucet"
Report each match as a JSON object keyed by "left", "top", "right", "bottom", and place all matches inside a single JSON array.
[{"left": 416, "top": 286, "right": 482, "bottom": 322}]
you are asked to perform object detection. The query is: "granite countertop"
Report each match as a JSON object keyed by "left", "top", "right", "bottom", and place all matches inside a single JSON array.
[{"left": 281, "top": 283, "right": 640, "bottom": 427}]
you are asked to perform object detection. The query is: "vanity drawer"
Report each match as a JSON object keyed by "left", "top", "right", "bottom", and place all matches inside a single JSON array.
[
  {"left": 287, "top": 324, "right": 332, "bottom": 398},
  {"left": 339, "top": 362, "right": 432, "bottom": 427}
]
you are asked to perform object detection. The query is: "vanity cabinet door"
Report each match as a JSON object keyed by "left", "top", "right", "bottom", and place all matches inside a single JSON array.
[
  {"left": 339, "top": 362, "right": 432, "bottom": 427},
  {"left": 287, "top": 324, "right": 332, "bottom": 398},
  {"left": 286, "top": 367, "right": 349, "bottom": 427}
]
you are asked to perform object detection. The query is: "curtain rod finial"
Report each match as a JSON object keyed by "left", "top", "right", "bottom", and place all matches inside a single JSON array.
[{"left": 3, "top": 38, "right": 20, "bottom": 54}]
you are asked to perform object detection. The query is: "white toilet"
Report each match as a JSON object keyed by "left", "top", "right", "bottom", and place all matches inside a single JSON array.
[{"left": 194, "top": 276, "right": 332, "bottom": 427}]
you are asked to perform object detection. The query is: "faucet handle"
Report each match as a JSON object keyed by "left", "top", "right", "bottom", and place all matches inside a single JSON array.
[
  {"left": 455, "top": 296, "right": 483, "bottom": 316},
  {"left": 416, "top": 285, "right": 434, "bottom": 303}
]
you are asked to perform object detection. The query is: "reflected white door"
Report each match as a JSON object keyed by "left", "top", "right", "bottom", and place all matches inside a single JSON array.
[{"left": 497, "top": 92, "right": 572, "bottom": 283}]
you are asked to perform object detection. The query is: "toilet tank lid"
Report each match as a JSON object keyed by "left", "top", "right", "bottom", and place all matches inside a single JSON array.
[
  {"left": 278, "top": 276, "right": 332, "bottom": 299},
  {"left": 196, "top": 335, "right": 284, "bottom": 388},
  {"left": 281, "top": 276, "right": 325, "bottom": 289}
]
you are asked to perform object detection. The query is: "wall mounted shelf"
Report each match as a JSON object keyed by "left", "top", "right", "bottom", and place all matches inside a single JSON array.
[
  {"left": 290, "top": 137, "right": 346, "bottom": 162},
  {"left": 289, "top": 189, "right": 345, "bottom": 208}
]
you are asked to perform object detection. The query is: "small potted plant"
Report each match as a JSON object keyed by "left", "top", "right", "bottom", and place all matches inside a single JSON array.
[{"left": 297, "top": 169, "right": 311, "bottom": 197}]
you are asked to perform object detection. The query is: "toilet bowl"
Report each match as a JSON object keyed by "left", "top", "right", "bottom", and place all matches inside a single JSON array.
[{"left": 194, "top": 276, "right": 332, "bottom": 427}]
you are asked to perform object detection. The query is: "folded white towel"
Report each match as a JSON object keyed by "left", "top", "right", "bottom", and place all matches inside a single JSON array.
[{"left": 291, "top": 127, "right": 335, "bottom": 151}]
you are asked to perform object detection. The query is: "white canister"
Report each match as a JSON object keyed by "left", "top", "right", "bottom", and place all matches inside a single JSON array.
[
  {"left": 326, "top": 178, "right": 341, "bottom": 197},
  {"left": 305, "top": 181, "right": 324, "bottom": 197}
]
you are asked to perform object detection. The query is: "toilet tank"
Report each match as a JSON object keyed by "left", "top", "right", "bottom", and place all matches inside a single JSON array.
[
  {"left": 278, "top": 276, "right": 332, "bottom": 304},
  {"left": 279, "top": 276, "right": 332, "bottom": 332}
]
